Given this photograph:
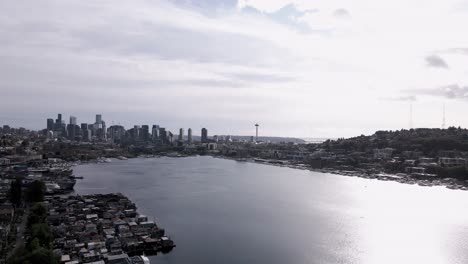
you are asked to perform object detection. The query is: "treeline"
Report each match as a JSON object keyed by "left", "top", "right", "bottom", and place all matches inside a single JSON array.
[
  {"left": 323, "top": 127, "right": 468, "bottom": 156},
  {"left": 8, "top": 180, "right": 59, "bottom": 264}
]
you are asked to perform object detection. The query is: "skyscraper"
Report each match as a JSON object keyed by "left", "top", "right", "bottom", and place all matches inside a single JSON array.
[
  {"left": 152, "top": 125, "right": 160, "bottom": 141},
  {"left": 187, "top": 128, "right": 192, "bottom": 144},
  {"left": 179, "top": 128, "right": 184, "bottom": 141},
  {"left": 70, "top": 116, "right": 77, "bottom": 125},
  {"left": 47, "top": 118, "right": 54, "bottom": 130},
  {"left": 96, "top": 114, "right": 102, "bottom": 124},
  {"left": 56, "top": 113, "right": 62, "bottom": 124},
  {"left": 159, "top": 127, "right": 167, "bottom": 143},
  {"left": 201, "top": 128, "right": 208, "bottom": 143},
  {"left": 141, "top": 125, "right": 150, "bottom": 141}
]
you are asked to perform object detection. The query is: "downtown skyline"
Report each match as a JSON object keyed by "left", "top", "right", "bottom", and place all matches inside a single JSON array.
[{"left": 2, "top": 0, "right": 468, "bottom": 137}]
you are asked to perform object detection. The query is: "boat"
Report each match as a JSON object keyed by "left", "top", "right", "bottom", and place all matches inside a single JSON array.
[
  {"left": 45, "top": 182, "right": 61, "bottom": 194},
  {"left": 130, "top": 256, "right": 150, "bottom": 264},
  {"left": 56, "top": 178, "right": 76, "bottom": 191}
]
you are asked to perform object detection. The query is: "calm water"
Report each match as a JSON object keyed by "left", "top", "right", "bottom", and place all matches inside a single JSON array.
[{"left": 74, "top": 156, "right": 468, "bottom": 264}]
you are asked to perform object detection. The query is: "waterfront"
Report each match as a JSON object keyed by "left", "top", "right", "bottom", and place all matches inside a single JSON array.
[{"left": 75, "top": 156, "right": 468, "bottom": 264}]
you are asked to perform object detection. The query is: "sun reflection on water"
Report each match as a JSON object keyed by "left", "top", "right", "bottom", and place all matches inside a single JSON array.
[{"left": 350, "top": 182, "right": 468, "bottom": 264}]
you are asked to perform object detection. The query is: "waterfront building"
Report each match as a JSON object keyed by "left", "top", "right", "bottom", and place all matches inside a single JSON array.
[
  {"left": 201, "top": 128, "right": 208, "bottom": 143},
  {"left": 188, "top": 128, "right": 192, "bottom": 144}
]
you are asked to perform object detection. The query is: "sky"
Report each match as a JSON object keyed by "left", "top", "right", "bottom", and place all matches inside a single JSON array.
[{"left": 1, "top": 0, "right": 468, "bottom": 138}]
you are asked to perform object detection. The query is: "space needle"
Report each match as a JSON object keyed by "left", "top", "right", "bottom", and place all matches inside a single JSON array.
[{"left": 255, "top": 123, "right": 259, "bottom": 142}]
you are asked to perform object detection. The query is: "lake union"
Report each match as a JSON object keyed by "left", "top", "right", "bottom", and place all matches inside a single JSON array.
[{"left": 74, "top": 156, "right": 468, "bottom": 264}]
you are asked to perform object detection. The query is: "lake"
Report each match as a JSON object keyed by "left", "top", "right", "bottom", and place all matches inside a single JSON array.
[{"left": 74, "top": 156, "right": 468, "bottom": 264}]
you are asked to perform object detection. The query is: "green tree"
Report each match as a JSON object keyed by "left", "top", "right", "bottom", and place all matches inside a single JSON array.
[
  {"left": 9, "top": 177, "right": 22, "bottom": 206},
  {"left": 27, "top": 203, "right": 47, "bottom": 228},
  {"left": 26, "top": 180, "right": 45, "bottom": 203},
  {"left": 29, "top": 224, "right": 53, "bottom": 249}
]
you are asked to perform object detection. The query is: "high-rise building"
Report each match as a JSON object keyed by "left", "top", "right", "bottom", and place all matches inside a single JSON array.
[
  {"left": 141, "top": 125, "right": 150, "bottom": 141},
  {"left": 70, "top": 116, "right": 77, "bottom": 125},
  {"left": 96, "top": 114, "right": 102, "bottom": 124},
  {"left": 47, "top": 118, "right": 54, "bottom": 130},
  {"left": 56, "top": 113, "right": 62, "bottom": 124},
  {"left": 188, "top": 128, "right": 193, "bottom": 144},
  {"left": 108, "top": 125, "right": 125, "bottom": 142},
  {"left": 67, "top": 123, "right": 79, "bottom": 140},
  {"left": 168, "top": 131, "right": 174, "bottom": 144},
  {"left": 159, "top": 127, "right": 167, "bottom": 143},
  {"left": 178, "top": 128, "right": 184, "bottom": 141},
  {"left": 201, "top": 128, "right": 208, "bottom": 143},
  {"left": 54, "top": 113, "right": 66, "bottom": 135},
  {"left": 152, "top": 125, "right": 160, "bottom": 140}
]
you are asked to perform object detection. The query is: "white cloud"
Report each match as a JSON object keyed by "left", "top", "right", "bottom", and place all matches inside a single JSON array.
[{"left": 1, "top": 0, "right": 468, "bottom": 137}]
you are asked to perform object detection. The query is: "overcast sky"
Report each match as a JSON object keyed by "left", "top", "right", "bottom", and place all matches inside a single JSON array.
[{"left": 1, "top": 0, "right": 468, "bottom": 138}]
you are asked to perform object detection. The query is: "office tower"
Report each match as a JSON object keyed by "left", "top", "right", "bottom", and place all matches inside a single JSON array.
[
  {"left": 179, "top": 128, "right": 184, "bottom": 141},
  {"left": 96, "top": 114, "right": 102, "bottom": 124},
  {"left": 141, "top": 125, "right": 150, "bottom": 141},
  {"left": 67, "top": 124, "right": 77, "bottom": 139},
  {"left": 54, "top": 113, "right": 66, "bottom": 135},
  {"left": 168, "top": 131, "right": 174, "bottom": 143},
  {"left": 201, "top": 128, "right": 208, "bottom": 143},
  {"left": 47, "top": 118, "right": 54, "bottom": 130},
  {"left": 152, "top": 125, "right": 160, "bottom": 140},
  {"left": 82, "top": 129, "right": 91, "bottom": 141},
  {"left": 70, "top": 116, "right": 77, "bottom": 125},
  {"left": 108, "top": 125, "right": 125, "bottom": 142},
  {"left": 188, "top": 128, "right": 192, "bottom": 144},
  {"left": 159, "top": 127, "right": 167, "bottom": 143},
  {"left": 56, "top": 113, "right": 62, "bottom": 124}
]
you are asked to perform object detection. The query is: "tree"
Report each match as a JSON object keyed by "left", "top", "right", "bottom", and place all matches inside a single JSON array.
[
  {"left": 9, "top": 177, "right": 22, "bottom": 206},
  {"left": 29, "top": 224, "right": 53, "bottom": 249},
  {"left": 27, "top": 203, "right": 47, "bottom": 228},
  {"left": 26, "top": 180, "right": 45, "bottom": 203}
]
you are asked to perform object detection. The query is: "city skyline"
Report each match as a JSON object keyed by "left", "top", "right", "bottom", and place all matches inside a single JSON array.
[{"left": 2, "top": 0, "right": 468, "bottom": 138}]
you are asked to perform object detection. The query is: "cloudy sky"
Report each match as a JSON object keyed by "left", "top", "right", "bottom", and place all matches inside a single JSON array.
[{"left": 1, "top": 0, "right": 468, "bottom": 138}]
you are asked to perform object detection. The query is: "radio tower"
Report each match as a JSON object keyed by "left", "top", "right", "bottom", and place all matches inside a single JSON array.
[
  {"left": 255, "top": 123, "right": 259, "bottom": 142},
  {"left": 442, "top": 104, "right": 446, "bottom": 129}
]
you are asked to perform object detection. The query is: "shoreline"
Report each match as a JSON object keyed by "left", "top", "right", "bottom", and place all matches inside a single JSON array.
[
  {"left": 73, "top": 154, "right": 468, "bottom": 192},
  {"left": 211, "top": 155, "right": 468, "bottom": 191}
]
